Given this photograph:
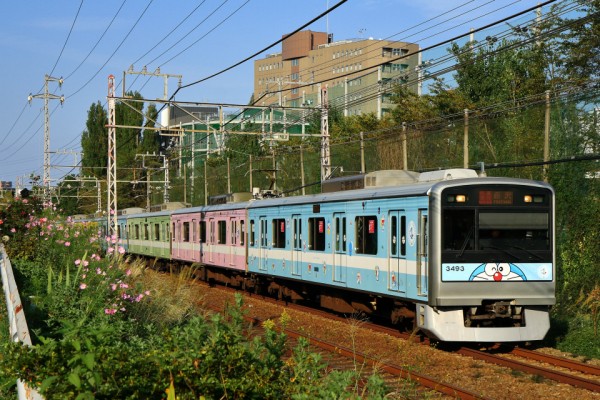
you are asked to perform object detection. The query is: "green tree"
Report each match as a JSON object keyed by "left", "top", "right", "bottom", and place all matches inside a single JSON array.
[{"left": 81, "top": 102, "right": 108, "bottom": 179}]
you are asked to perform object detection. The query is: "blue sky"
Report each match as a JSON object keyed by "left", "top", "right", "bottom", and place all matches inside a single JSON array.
[{"left": 0, "top": 0, "right": 545, "bottom": 185}]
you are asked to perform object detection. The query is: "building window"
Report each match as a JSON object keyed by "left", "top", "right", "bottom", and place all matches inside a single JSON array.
[
  {"left": 291, "top": 73, "right": 299, "bottom": 80},
  {"left": 291, "top": 58, "right": 299, "bottom": 66},
  {"left": 291, "top": 88, "right": 298, "bottom": 94}
]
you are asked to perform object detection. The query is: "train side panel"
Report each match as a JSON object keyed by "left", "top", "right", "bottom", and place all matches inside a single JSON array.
[
  {"left": 127, "top": 213, "right": 171, "bottom": 259},
  {"left": 247, "top": 194, "right": 430, "bottom": 303}
]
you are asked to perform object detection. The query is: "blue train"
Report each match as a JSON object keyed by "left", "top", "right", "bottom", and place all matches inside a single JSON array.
[{"left": 89, "top": 169, "right": 555, "bottom": 342}]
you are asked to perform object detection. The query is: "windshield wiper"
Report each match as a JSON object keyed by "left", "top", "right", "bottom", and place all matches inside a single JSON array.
[{"left": 457, "top": 226, "right": 474, "bottom": 258}]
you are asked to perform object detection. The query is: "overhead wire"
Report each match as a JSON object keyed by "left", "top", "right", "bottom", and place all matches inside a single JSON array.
[
  {"left": 63, "top": 0, "right": 128, "bottom": 81},
  {"left": 48, "top": 0, "right": 84, "bottom": 77}
]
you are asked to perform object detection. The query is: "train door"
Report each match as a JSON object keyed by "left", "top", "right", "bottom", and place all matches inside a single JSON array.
[
  {"left": 292, "top": 214, "right": 302, "bottom": 276},
  {"left": 173, "top": 219, "right": 181, "bottom": 259},
  {"left": 333, "top": 213, "right": 347, "bottom": 283},
  {"left": 259, "top": 217, "right": 268, "bottom": 271},
  {"left": 388, "top": 210, "right": 407, "bottom": 293},
  {"left": 208, "top": 218, "right": 215, "bottom": 264},
  {"left": 229, "top": 218, "right": 236, "bottom": 266},
  {"left": 416, "top": 209, "right": 429, "bottom": 297},
  {"left": 191, "top": 219, "right": 198, "bottom": 262}
]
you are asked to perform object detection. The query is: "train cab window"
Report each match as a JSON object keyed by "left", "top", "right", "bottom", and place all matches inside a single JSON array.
[
  {"left": 154, "top": 223, "right": 160, "bottom": 241},
  {"left": 240, "top": 220, "right": 245, "bottom": 246},
  {"left": 308, "top": 217, "right": 325, "bottom": 251},
  {"left": 443, "top": 209, "right": 475, "bottom": 251},
  {"left": 355, "top": 216, "right": 378, "bottom": 255},
  {"left": 200, "top": 221, "right": 207, "bottom": 243},
  {"left": 249, "top": 220, "right": 255, "bottom": 246},
  {"left": 218, "top": 221, "right": 227, "bottom": 244},
  {"left": 272, "top": 218, "right": 286, "bottom": 248},
  {"left": 183, "top": 222, "right": 190, "bottom": 242}
]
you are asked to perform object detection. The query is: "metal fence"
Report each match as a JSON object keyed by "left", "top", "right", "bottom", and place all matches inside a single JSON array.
[{"left": 1, "top": 245, "right": 43, "bottom": 400}]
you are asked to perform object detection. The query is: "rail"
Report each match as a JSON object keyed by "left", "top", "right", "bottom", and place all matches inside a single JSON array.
[{"left": 0, "top": 244, "right": 43, "bottom": 400}]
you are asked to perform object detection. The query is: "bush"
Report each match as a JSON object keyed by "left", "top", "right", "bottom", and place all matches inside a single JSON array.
[{"left": 0, "top": 201, "right": 389, "bottom": 398}]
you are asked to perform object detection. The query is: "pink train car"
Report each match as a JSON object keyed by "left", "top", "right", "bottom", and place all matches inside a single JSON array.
[{"left": 171, "top": 205, "right": 248, "bottom": 271}]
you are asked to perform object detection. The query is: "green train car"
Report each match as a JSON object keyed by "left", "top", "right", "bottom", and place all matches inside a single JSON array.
[{"left": 126, "top": 210, "right": 171, "bottom": 259}]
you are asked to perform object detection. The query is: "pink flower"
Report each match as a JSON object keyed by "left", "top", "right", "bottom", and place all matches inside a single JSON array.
[
  {"left": 126, "top": 269, "right": 131, "bottom": 276},
  {"left": 10, "top": 228, "right": 16, "bottom": 233},
  {"left": 145, "top": 290, "right": 151, "bottom": 296},
  {"left": 104, "top": 308, "right": 117, "bottom": 315},
  {"left": 75, "top": 259, "right": 81, "bottom": 265},
  {"left": 64, "top": 242, "right": 71, "bottom": 247},
  {"left": 79, "top": 283, "right": 87, "bottom": 290},
  {"left": 82, "top": 274, "right": 87, "bottom": 279},
  {"left": 107, "top": 247, "right": 114, "bottom": 254},
  {"left": 118, "top": 246, "right": 125, "bottom": 254},
  {"left": 110, "top": 284, "right": 117, "bottom": 291},
  {"left": 83, "top": 260, "right": 89, "bottom": 267}
]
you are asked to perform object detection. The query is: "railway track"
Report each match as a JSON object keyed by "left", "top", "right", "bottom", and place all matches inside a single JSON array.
[
  {"left": 188, "top": 276, "right": 600, "bottom": 398},
  {"left": 455, "top": 347, "right": 600, "bottom": 393}
]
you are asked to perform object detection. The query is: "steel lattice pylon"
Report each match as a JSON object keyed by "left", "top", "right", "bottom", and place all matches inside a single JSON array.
[{"left": 107, "top": 75, "right": 117, "bottom": 237}]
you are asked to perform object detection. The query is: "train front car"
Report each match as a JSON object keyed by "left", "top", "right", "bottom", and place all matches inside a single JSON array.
[{"left": 424, "top": 178, "right": 555, "bottom": 342}]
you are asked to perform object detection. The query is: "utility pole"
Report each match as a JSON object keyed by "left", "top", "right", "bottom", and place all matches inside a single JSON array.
[
  {"left": 28, "top": 75, "right": 64, "bottom": 203},
  {"left": 123, "top": 66, "right": 182, "bottom": 100},
  {"left": 320, "top": 85, "right": 331, "bottom": 181},
  {"left": 136, "top": 152, "right": 169, "bottom": 206},
  {"left": 107, "top": 75, "right": 117, "bottom": 236}
]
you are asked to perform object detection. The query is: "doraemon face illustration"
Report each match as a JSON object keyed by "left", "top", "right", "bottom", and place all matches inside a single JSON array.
[{"left": 469, "top": 262, "right": 527, "bottom": 281}]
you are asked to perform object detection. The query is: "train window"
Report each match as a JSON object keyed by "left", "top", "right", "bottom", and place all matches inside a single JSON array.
[
  {"left": 391, "top": 216, "right": 397, "bottom": 256},
  {"left": 240, "top": 220, "right": 245, "bottom": 246},
  {"left": 218, "top": 221, "right": 227, "bottom": 244},
  {"left": 261, "top": 219, "right": 268, "bottom": 247},
  {"left": 249, "top": 220, "right": 255, "bottom": 246},
  {"left": 272, "top": 218, "right": 286, "bottom": 248},
  {"left": 231, "top": 220, "right": 237, "bottom": 245},
  {"left": 154, "top": 223, "right": 160, "bottom": 241},
  {"left": 183, "top": 222, "right": 190, "bottom": 242},
  {"left": 144, "top": 224, "right": 150, "bottom": 240},
  {"left": 355, "top": 216, "right": 378, "bottom": 255},
  {"left": 478, "top": 212, "right": 549, "bottom": 251},
  {"left": 308, "top": 217, "right": 325, "bottom": 251},
  {"left": 200, "top": 221, "right": 207, "bottom": 243},
  {"left": 134, "top": 224, "right": 140, "bottom": 240},
  {"left": 192, "top": 220, "right": 197, "bottom": 242},
  {"left": 443, "top": 209, "right": 475, "bottom": 251},
  {"left": 116, "top": 225, "right": 121, "bottom": 239},
  {"left": 400, "top": 216, "right": 406, "bottom": 256}
]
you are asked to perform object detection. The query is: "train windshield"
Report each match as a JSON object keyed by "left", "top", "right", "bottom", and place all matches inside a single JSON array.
[{"left": 441, "top": 186, "right": 552, "bottom": 262}]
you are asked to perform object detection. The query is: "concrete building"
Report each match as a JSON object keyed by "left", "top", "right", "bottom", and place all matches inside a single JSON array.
[{"left": 254, "top": 30, "right": 420, "bottom": 118}]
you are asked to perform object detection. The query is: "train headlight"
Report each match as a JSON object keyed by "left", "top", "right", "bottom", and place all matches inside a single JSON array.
[
  {"left": 447, "top": 194, "right": 467, "bottom": 203},
  {"left": 524, "top": 195, "right": 544, "bottom": 203}
]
